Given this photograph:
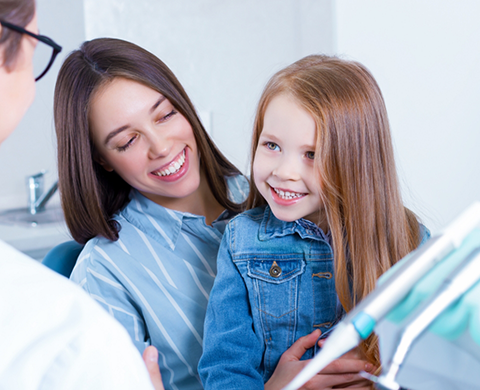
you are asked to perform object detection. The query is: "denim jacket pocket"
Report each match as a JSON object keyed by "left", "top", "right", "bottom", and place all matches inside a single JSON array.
[
  {"left": 247, "top": 257, "right": 305, "bottom": 378},
  {"left": 247, "top": 258, "right": 304, "bottom": 323}
]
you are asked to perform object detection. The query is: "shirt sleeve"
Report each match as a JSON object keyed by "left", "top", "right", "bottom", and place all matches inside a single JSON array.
[
  {"left": 198, "top": 224, "right": 264, "bottom": 390},
  {"left": 70, "top": 244, "right": 149, "bottom": 354},
  {"left": 0, "top": 241, "right": 154, "bottom": 390}
]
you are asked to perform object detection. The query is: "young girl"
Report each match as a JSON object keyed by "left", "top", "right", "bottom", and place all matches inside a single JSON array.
[{"left": 199, "top": 55, "right": 428, "bottom": 389}]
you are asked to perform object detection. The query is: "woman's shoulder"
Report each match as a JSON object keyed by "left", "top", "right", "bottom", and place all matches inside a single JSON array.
[
  {"left": 226, "top": 174, "right": 250, "bottom": 204},
  {"left": 71, "top": 235, "right": 131, "bottom": 278}
]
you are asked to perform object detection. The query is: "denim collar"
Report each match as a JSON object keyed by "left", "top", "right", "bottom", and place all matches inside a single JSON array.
[
  {"left": 258, "top": 206, "right": 330, "bottom": 243},
  {"left": 120, "top": 190, "right": 233, "bottom": 251}
]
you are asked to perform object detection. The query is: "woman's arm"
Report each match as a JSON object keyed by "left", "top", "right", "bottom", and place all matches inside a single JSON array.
[{"left": 70, "top": 246, "right": 148, "bottom": 353}]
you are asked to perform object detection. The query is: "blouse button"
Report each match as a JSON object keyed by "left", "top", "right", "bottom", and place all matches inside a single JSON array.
[{"left": 269, "top": 261, "right": 282, "bottom": 278}]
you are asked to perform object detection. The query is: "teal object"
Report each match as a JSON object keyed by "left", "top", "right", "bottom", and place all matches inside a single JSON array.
[
  {"left": 42, "top": 240, "right": 84, "bottom": 277},
  {"left": 352, "top": 312, "right": 376, "bottom": 339},
  {"left": 385, "top": 228, "right": 480, "bottom": 345}
]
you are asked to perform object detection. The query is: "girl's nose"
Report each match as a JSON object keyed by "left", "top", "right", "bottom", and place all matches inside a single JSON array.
[{"left": 272, "top": 155, "right": 301, "bottom": 181}]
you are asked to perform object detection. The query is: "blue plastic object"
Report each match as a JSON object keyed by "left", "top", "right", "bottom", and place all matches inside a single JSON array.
[
  {"left": 352, "top": 312, "right": 376, "bottom": 340},
  {"left": 42, "top": 240, "right": 84, "bottom": 277}
]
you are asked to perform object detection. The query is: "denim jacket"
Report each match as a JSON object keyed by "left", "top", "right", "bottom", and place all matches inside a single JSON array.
[
  {"left": 198, "top": 205, "right": 343, "bottom": 389},
  {"left": 199, "top": 205, "right": 430, "bottom": 390}
]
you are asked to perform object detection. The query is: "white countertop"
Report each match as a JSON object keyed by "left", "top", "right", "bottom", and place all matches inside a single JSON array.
[{"left": 0, "top": 221, "right": 71, "bottom": 260}]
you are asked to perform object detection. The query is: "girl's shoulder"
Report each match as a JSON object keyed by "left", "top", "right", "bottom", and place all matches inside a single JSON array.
[
  {"left": 419, "top": 223, "right": 431, "bottom": 246},
  {"left": 228, "top": 205, "right": 267, "bottom": 229}
]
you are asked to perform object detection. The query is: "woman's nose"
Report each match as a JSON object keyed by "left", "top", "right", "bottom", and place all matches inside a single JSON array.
[{"left": 147, "top": 130, "right": 171, "bottom": 160}]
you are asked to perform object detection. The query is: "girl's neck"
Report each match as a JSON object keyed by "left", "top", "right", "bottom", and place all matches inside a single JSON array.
[{"left": 302, "top": 208, "right": 329, "bottom": 233}]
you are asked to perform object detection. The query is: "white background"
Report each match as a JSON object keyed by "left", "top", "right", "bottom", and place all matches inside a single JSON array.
[{"left": 1, "top": 0, "right": 479, "bottom": 235}]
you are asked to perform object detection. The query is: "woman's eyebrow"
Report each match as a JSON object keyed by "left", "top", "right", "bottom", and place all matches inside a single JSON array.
[
  {"left": 105, "top": 125, "right": 130, "bottom": 145},
  {"left": 150, "top": 96, "right": 166, "bottom": 114}
]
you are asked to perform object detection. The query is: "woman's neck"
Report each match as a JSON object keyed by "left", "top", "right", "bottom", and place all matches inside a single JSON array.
[{"left": 140, "top": 171, "right": 224, "bottom": 226}]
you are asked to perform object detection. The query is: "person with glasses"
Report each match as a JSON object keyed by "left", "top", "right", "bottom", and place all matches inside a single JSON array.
[{"left": 0, "top": 1, "right": 164, "bottom": 388}]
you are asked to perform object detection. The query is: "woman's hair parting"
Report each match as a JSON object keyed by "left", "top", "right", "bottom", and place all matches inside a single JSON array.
[
  {"left": 247, "top": 54, "right": 421, "bottom": 366},
  {"left": 0, "top": 0, "right": 35, "bottom": 68},
  {"left": 54, "top": 38, "right": 243, "bottom": 244}
]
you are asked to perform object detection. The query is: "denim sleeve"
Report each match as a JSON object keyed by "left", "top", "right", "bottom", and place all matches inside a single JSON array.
[
  {"left": 198, "top": 224, "right": 264, "bottom": 390},
  {"left": 419, "top": 223, "right": 431, "bottom": 246},
  {"left": 70, "top": 246, "right": 148, "bottom": 354}
]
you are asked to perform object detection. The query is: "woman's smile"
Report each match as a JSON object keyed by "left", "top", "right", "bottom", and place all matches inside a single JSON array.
[{"left": 150, "top": 148, "right": 189, "bottom": 182}]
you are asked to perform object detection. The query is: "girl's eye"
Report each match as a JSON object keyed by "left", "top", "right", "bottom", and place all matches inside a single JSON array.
[
  {"left": 157, "top": 109, "right": 177, "bottom": 123},
  {"left": 266, "top": 142, "right": 280, "bottom": 151},
  {"left": 306, "top": 151, "right": 315, "bottom": 160},
  {"left": 117, "top": 135, "right": 137, "bottom": 152}
]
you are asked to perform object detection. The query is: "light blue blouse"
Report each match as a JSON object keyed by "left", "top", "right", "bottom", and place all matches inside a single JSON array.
[{"left": 70, "top": 176, "right": 248, "bottom": 390}]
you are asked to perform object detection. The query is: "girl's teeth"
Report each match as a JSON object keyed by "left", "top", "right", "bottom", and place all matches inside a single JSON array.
[{"left": 274, "top": 188, "right": 304, "bottom": 199}]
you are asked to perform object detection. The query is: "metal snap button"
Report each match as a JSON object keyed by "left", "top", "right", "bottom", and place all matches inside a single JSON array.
[{"left": 269, "top": 261, "right": 282, "bottom": 278}]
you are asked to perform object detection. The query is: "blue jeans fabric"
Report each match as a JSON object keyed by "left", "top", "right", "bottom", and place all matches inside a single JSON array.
[{"left": 199, "top": 206, "right": 344, "bottom": 389}]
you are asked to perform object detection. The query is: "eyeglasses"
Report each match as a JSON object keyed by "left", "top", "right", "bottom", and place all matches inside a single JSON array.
[{"left": 0, "top": 20, "right": 62, "bottom": 81}]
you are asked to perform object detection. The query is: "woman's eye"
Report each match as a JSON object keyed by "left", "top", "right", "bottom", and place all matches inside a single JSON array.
[
  {"left": 157, "top": 109, "right": 177, "bottom": 123},
  {"left": 117, "top": 135, "right": 137, "bottom": 152},
  {"left": 266, "top": 142, "right": 280, "bottom": 151},
  {"left": 306, "top": 151, "right": 315, "bottom": 160}
]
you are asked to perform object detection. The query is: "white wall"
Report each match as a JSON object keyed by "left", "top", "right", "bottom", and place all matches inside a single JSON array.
[
  {"left": 335, "top": 0, "right": 480, "bottom": 233},
  {"left": 83, "top": 0, "right": 335, "bottom": 173},
  {"left": 0, "top": 0, "right": 86, "bottom": 211},
  {"left": 3, "top": 0, "right": 477, "bottom": 235}
]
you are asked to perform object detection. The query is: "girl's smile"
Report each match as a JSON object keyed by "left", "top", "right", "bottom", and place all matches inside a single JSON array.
[{"left": 270, "top": 186, "right": 306, "bottom": 204}]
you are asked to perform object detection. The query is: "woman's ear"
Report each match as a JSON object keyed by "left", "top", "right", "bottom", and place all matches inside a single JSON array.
[
  {"left": 93, "top": 151, "right": 114, "bottom": 172},
  {"left": 98, "top": 159, "right": 114, "bottom": 172}
]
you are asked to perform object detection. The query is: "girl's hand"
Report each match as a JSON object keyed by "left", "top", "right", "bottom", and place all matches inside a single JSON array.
[{"left": 264, "top": 330, "right": 376, "bottom": 390}]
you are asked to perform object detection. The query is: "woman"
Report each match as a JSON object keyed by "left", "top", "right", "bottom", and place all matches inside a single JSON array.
[
  {"left": 0, "top": 1, "right": 161, "bottom": 389},
  {"left": 54, "top": 38, "right": 249, "bottom": 390}
]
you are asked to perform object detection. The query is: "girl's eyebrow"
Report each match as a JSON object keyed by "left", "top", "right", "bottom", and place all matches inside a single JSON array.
[
  {"left": 259, "top": 132, "right": 315, "bottom": 150},
  {"left": 259, "top": 131, "right": 280, "bottom": 141},
  {"left": 104, "top": 96, "right": 167, "bottom": 145}
]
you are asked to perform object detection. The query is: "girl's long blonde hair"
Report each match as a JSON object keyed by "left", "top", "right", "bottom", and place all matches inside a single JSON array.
[{"left": 247, "top": 55, "right": 421, "bottom": 366}]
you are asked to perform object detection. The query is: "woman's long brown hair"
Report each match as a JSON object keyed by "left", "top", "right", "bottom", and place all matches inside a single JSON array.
[
  {"left": 247, "top": 55, "right": 420, "bottom": 366},
  {"left": 55, "top": 38, "right": 244, "bottom": 244}
]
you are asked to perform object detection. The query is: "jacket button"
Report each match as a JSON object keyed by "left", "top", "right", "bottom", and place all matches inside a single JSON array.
[{"left": 269, "top": 261, "right": 282, "bottom": 278}]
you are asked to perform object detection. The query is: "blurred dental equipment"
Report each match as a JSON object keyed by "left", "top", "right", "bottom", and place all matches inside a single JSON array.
[
  {"left": 362, "top": 244, "right": 480, "bottom": 389},
  {"left": 282, "top": 202, "right": 480, "bottom": 390}
]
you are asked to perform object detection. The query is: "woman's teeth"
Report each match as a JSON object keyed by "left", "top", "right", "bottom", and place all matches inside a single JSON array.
[
  {"left": 152, "top": 151, "right": 186, "bottom": 177},
  {"left": 274, "top": 188, "right": 304, "bottom": 199}
]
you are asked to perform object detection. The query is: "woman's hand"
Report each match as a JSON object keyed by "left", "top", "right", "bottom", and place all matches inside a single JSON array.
[
  {"left": 142, "top": 346, "right": 165, "bottom": 390},
  {"left": 264, "top": 330, "right": 375, "bottom": 390}
]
